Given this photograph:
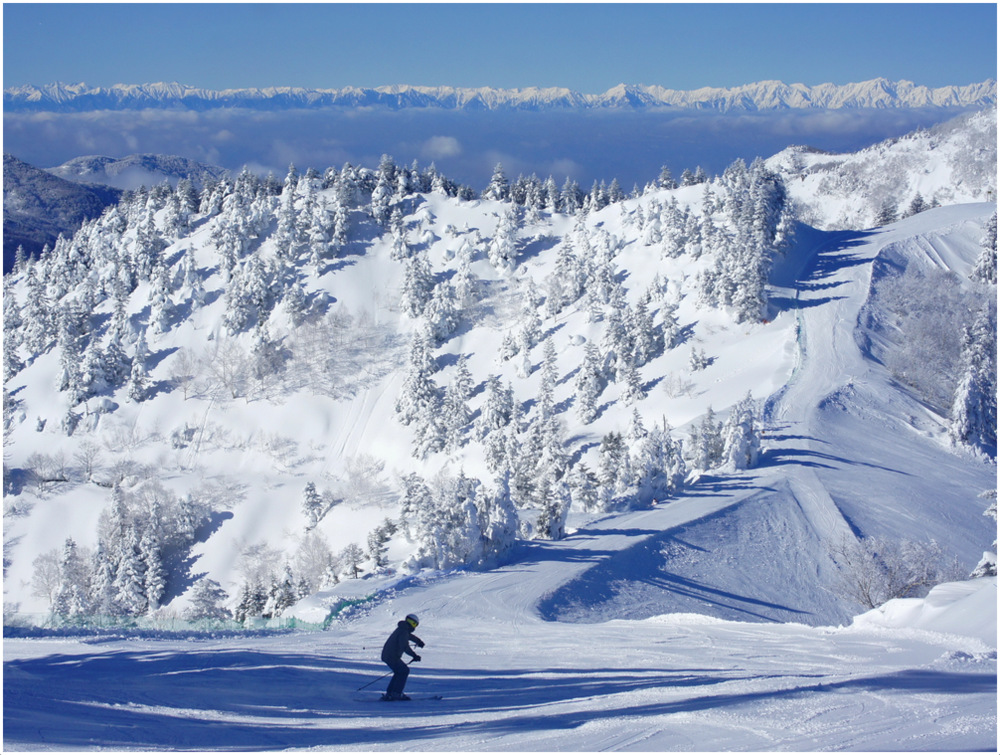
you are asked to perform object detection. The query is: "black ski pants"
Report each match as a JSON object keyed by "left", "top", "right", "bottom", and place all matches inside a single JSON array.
[{"left": 385, "top": 657, "right": 409, "bottom": 697}]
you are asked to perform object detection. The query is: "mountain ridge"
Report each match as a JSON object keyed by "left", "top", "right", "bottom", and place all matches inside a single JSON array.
[{"left": 6, "top": 77, "right": 996, "bottom": 112}]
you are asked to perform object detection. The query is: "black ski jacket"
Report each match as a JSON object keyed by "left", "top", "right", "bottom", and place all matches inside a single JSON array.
[{"left": 381, "top": 620, "right": 425, "bottom": 663}]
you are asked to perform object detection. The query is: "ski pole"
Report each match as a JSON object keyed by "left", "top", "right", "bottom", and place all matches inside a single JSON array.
[{"left": 356, "top": 659, "right": 409, "bottom": 692}]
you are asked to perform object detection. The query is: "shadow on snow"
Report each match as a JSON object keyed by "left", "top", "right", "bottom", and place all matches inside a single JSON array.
[{"left": 4, "top": 646, "right": 993, "bottom": 750}]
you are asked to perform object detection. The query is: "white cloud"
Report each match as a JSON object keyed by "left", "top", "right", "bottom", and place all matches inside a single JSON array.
[{"left": 422, "top": 135, "right": 462, "bottom": 159}]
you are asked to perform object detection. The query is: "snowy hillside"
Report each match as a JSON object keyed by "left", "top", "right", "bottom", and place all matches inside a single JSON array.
[
  {"left": 4, "top": 126, "right": 995, "bottom": 628},
  {"left": 3, "top": 110, "right": 996, "bottom": 752},
  {"left": 769, "top": 107, "right": 997, "bottom": 229},
  {"left": 2, "top": 153, "right": 122, "bottom": 268},
  {"left": 47, "top": 153, "right": 229, "bottom": 191},
  {"left": 5, "top": 77, "right": 996, "bottom": 113}
]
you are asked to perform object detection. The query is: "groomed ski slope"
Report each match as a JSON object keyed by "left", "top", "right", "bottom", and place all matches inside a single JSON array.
[{"left": 4, "top": 203, "right": 995, "bottom": 751}]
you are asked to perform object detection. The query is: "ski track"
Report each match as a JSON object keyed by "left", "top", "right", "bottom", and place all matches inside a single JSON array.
[{"left": 4, "top": 206, "right": 997, "bottom": 751}]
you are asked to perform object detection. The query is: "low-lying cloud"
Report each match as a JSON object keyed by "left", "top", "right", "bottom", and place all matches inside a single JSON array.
[
  {"left": 3, "top": 106, "right": 972, "bottom": 190},
  {"left": 421, "top": 135, "right": 462, "bottom": 160}
]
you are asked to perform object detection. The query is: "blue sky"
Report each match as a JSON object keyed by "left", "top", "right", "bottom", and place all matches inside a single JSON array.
[{"left": 3, "top": 3, "right": 996, "bottom": 91}]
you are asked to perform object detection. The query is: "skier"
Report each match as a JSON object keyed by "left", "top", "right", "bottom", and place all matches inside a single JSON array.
[{"left": 380, "top": 613, "right": 425, "bottom": 701}]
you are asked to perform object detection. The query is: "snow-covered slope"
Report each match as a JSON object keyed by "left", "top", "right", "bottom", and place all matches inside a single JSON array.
[
  {"left": 769, "top": 107, "right": 997, "bottom": 229},
  {"left": 4, "top": 574, "right": 996, "bottom": 751},
  {"left": 3, "top": 114, "right": 996, "bottom": 752},
  {"left": 5, "top": 77, "right": 996, "bottom": 112},
  {"left": 46, "top": 153, "right": 229, "bottom": 191},
  {"left": 3, "top": 173, "right": 994, "bottom": 625},
  {"left": 2, "top": 153, "right": 122, "bottom": 268}
]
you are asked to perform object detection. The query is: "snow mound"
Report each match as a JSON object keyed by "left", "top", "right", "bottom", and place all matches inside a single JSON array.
[{"left": 852, "top": 577, "right": 997, "bottom": 646}]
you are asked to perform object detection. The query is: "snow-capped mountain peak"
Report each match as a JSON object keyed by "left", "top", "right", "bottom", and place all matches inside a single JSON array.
[{"left": 4, "top": 77, "right": 995, "bottom": 112}]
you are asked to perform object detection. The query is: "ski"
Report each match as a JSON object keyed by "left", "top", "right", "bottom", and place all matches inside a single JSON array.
[{"left": 359, "top": 694, "right": 444, "bottom": 702}]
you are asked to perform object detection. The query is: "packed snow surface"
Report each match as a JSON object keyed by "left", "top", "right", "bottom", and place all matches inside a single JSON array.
[{"left": 3, "top": 576, "right": 995, "bottom": 752}]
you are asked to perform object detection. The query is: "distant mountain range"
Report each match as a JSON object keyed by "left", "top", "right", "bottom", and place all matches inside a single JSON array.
[{"left": 5, "top": 78, "right": 996, "bottom": 113}]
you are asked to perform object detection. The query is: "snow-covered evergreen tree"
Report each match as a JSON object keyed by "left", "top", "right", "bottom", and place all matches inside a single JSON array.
[
  {"left": 688, "top": 407, "right": 724, "bottom": 471},
  {"left": 632, "top": 417, "right": 687, "bottom": 501},
  {"left": 478, "top": 472, "right": 519, "bottom": 563},
  {"left": 575, "top": 342, "right": 605, "bottom": 424},
  {"left": 972, "top": 211, "right": 997, "bottom": 284},
  {"left": 488, "top": 206, "right": 520, "bottom": 272},
  {"left": 950, "top": 303, "right": 997, "bottom": 455},
  {"left": 53, "top": 538, "right": 91, "bottom": 618},
  {"left": 970, "top": 490, "right": 997, "bottom": 578},
  {"left": 302, "top": 482, "right": 325, "bottom": 528},
  {"left": 126, "top": 328, "right": 150, "bottom": 403},
  {"left": 534, "top": 471, "right": 571, "bottom": 540},
  {"left": 598, "top": 431, "right": 628, "bottom": 493},
  {"left": 721, "top": 393, "right": 762, "bottom": 470},
  {"left": 140, "top": 528, "right": 166, "bottom": 612},
  {"left": 400, "top": 251, "right": 435, "bottom": 318},
  {"left": 425, "top": 281, "right": 460, "bottom": 343},
  {"left": 340, "top": 542, "right": 366, "bottom": 579},
  {"left": 483, "top": 163, "right": 510, "bottom": 202},
  {"left": 184, "top": 578, "right": 232, "bottom": 622},
  {"left": 441, "top": 355, "right": 474, "bottom": 452},
  {"left": 472, "top": 374, "right": 507, "bottom": 435}
]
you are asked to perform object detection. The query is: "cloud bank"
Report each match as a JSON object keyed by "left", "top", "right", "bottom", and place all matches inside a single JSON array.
[{"left": 3, "top": 107, "right": 975, "bottom": 190}]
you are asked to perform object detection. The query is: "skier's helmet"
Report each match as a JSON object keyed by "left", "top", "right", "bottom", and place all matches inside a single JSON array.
[{"left": 405, "top": 613, "right": 419, "bottom": 628}]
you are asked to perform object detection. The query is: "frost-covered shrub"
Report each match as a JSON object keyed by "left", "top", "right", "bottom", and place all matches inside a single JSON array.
[
  {"left": 864, "top": 263, "right": 980, "bottom": 411},
  {"left": 828, "top": 535, "right": 962, "bottom": 610}
]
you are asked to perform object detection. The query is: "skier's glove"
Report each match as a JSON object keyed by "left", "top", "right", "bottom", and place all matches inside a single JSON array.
[
  {"left": 412, "top": 654, "right": 421, "bottom": 663},
  {"left": 415, "top": 639, "right": 426, "bottom": 648}
]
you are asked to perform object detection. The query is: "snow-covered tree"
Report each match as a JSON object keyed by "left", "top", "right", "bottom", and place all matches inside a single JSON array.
[
  {"left": 400, "top": 251, "right": 435, "bottom": 318},
  {"left": 488, "top": 206, "right": 520, "bottom": 272},
  {"left": 632, "top": 417, "right": 687, "bottom": 501},
  {"left": 972, "top": 211, "right": 997, "bottom": 284},
  {"left": 126, "top": 328, "right": 150, "bottom": 403},
  {"left": 875, "top": 199, "right": 898, "bottom": 226},
  {"left": 366, "top": 159, "right": 392, "bottom": 227},
  {"left": 545, "top": 240, "right": 586, "bottom": 316},
  {"left": 620, "top": 359, "right": 647, "bottom": 405},
  {"left": 442, "top": 355, "right": 474, "bottom": 452},
  {"left": 234, "top": 581, "right": 267, "bottom": 622},
  {"left": 561, "top": 177, "right": 582, "bottom": 215},
  {"left": 970, "top": 490, "right": 997, "bottom": 578},
  {"left": 483, "top": 163, "right": 510, "bottom": 202},
  {"left": 184, "top": 578, "right": 231, "bottom": 622},
  {"left": 302, "top": 482, "right": 325, "bottom": 528},
  {"left": 425, "top": 281, "right": 460, "bottom": 343},
  {"left": 140, "top": 528, "right": 166, "bottom": 612},
  {"left": 575, "top": 342, "right": 605, "bottom": 424},
  {"left": 478, "top": 472, "right": 519, "bottom": 563},
  {"left": 721, "top": 393, "right": 761, "bottom": 470},
  {"left": 476, "top": 375, "right": 514, "bottom": 440},
  {"left": 404, "top": 471, "right": 484, "bottom": 571},
  {"left": 688, "top": 407, "right": 724, "bottom": 471},
  {"left": 534, "top": 472, "right": 571, "bottom": 540},
  {"left": 598, "top": 431, "right": 629, "bottom": 493},
  {"left": 53, "top": 538, "right": 91, "bottom": 618},
  {"left": 950, "top": 303, "right": 997, "bottom": 455},
  {"left": 340, "top": 543, "right": 366, "bottom": 579},
  {"left": 395, "top": 328, "right": 440, "bottom": 425}
]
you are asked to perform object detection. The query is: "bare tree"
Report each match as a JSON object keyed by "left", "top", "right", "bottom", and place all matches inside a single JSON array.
[
  {"left": 169, "top": 348, "right": 200, "bottom": 400},
  {"left": 203, "top": 338, "right": 249, "bottom": 400},
  {"left": 828, "top": 535, "right": 961, "bottom": 610},
  {"left": 25, "top": 452, "right": 69, "bottom": 494},
  {"left": 31, "top": 550, "right": 62, "bottom": 604},
  {"left": 73, "top": 441, "right": 103, "bottom": 482}
]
